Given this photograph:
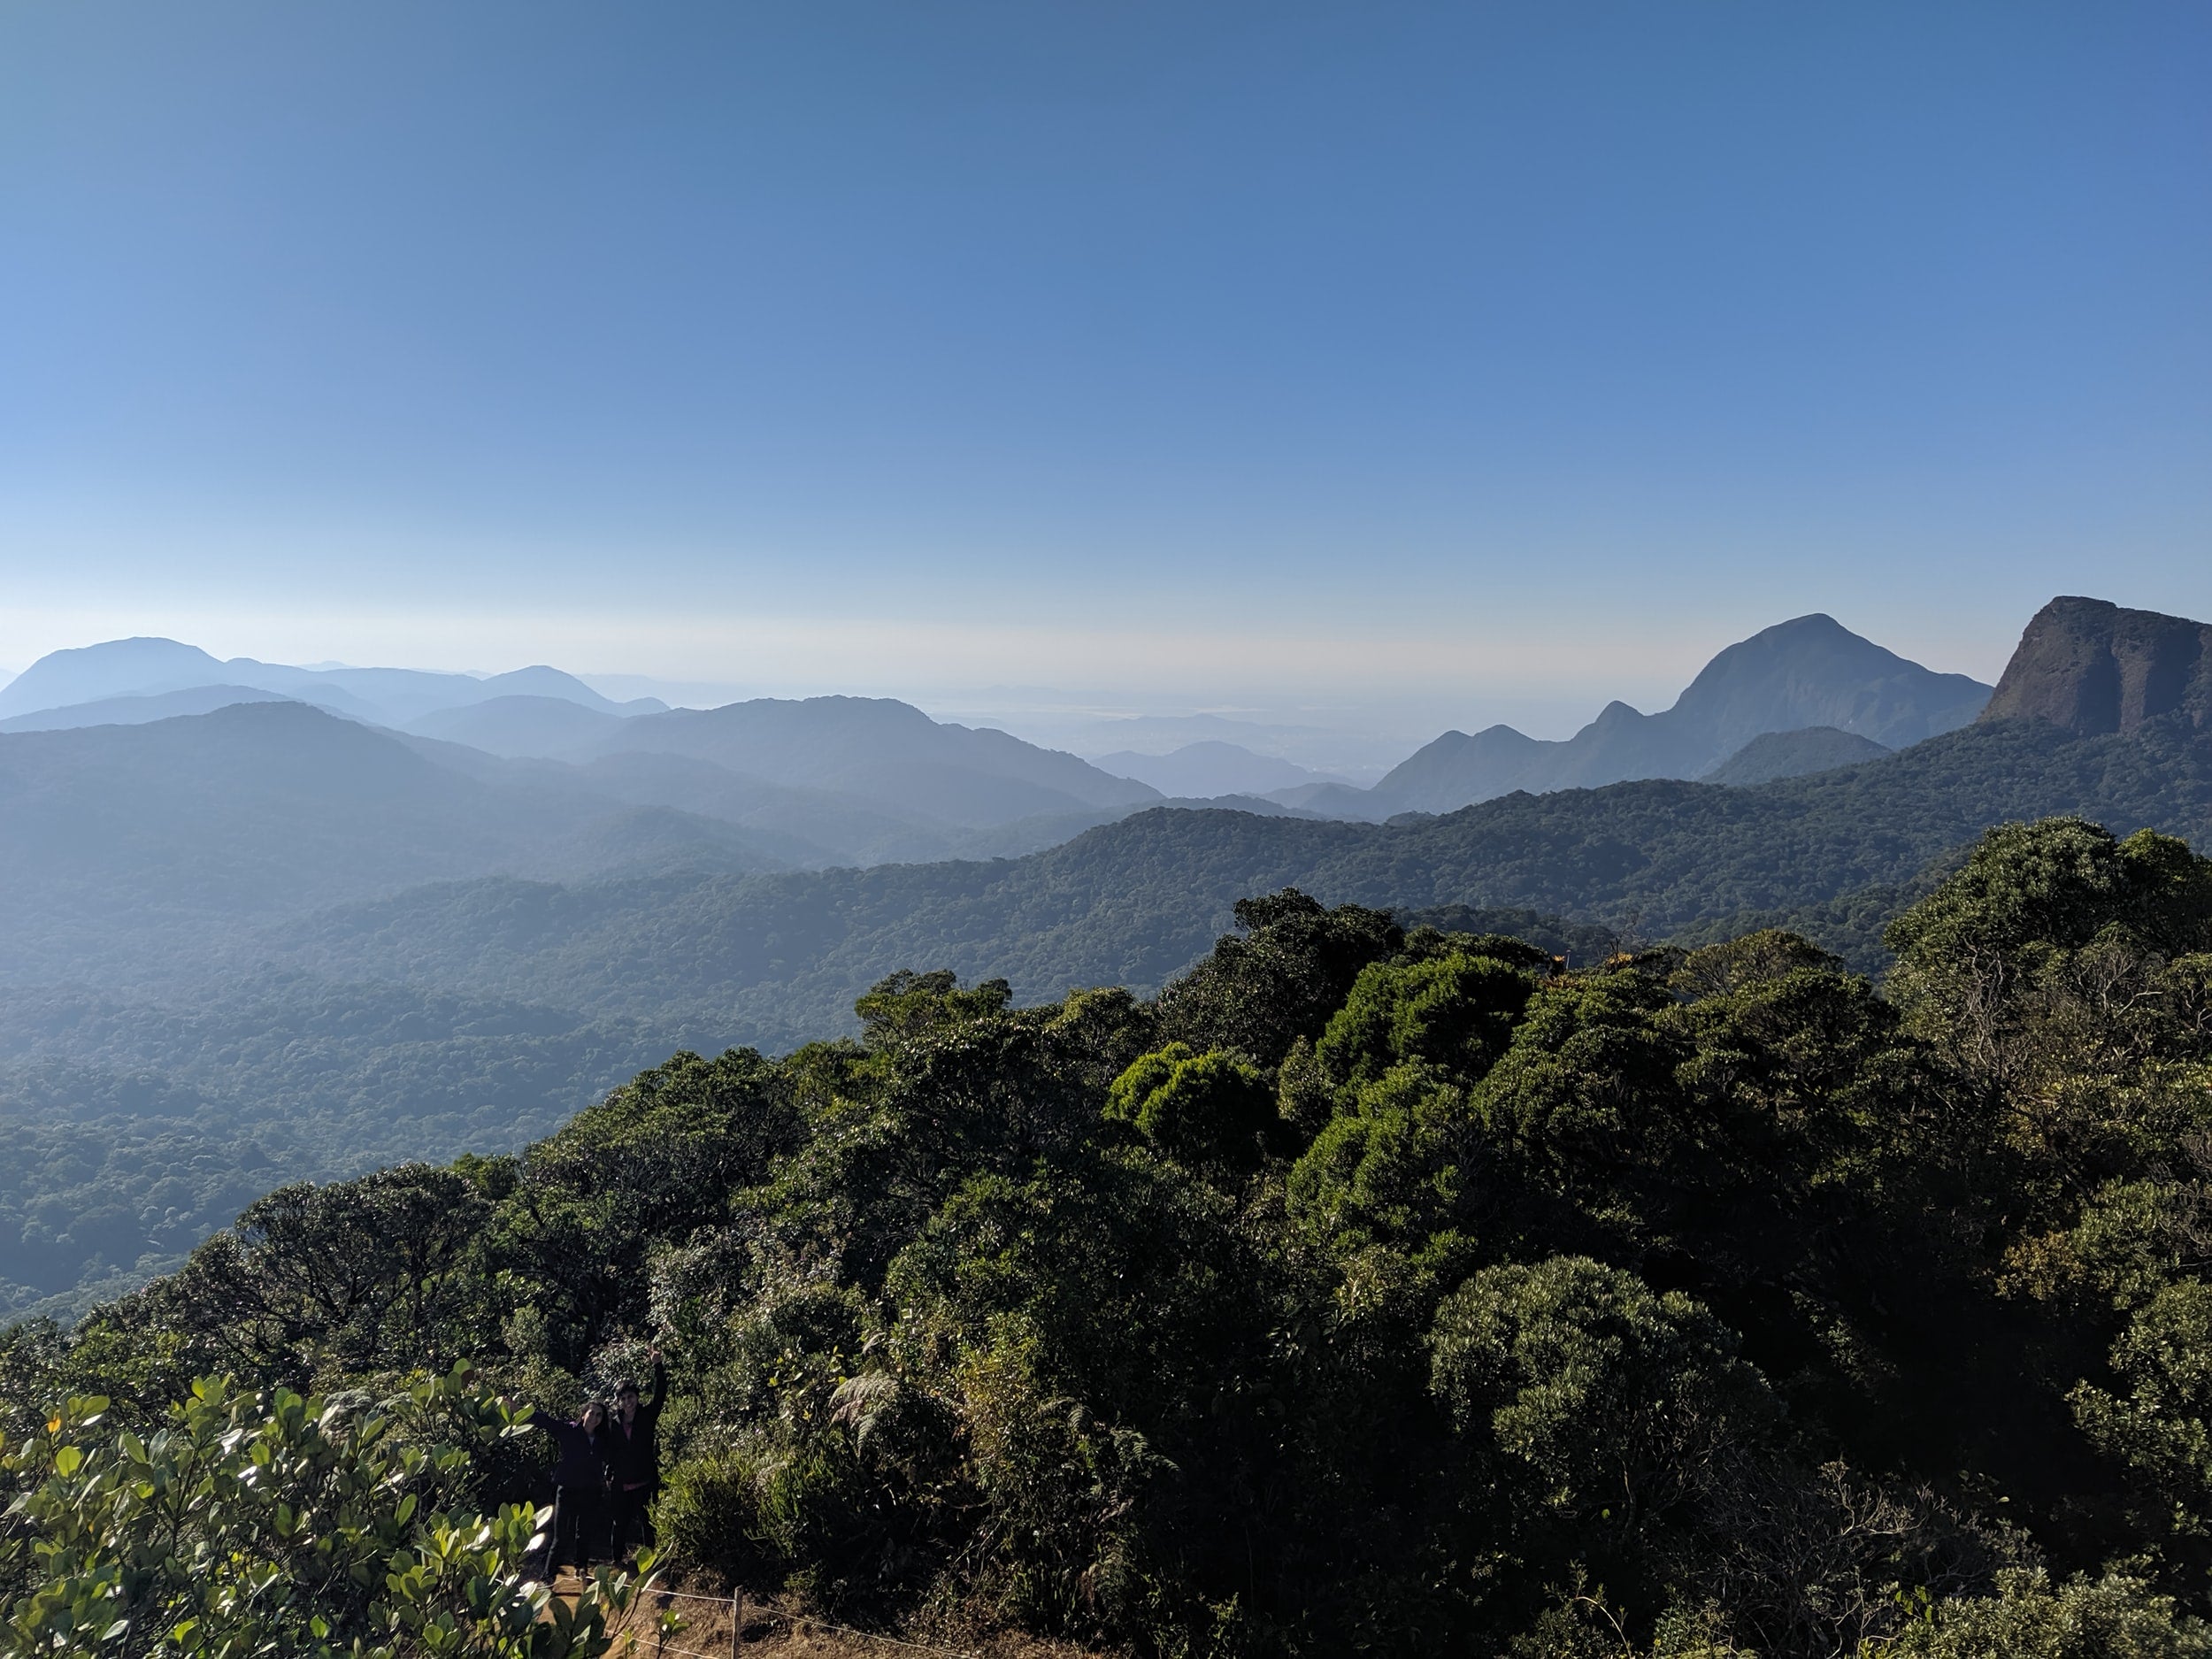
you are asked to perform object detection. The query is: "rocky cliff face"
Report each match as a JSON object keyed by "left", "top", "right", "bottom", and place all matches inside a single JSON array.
[{"left": 1980, "top": 596, "right": 2212, "bottom": 734}]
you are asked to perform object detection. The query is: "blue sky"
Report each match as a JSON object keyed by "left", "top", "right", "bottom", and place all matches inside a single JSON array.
[{"left": 1, "top": 2, "right": 2206, "bottom": 739}]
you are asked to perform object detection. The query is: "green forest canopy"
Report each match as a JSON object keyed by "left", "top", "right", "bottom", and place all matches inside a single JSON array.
[
  {"left": 9, "top": 814, "right": 2212, "bottom": 1655},
  {"left": 10, "top": 704, "right": 2212, "bottom": 1325}
]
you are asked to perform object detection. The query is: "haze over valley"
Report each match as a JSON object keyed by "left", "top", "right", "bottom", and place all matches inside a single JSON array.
[
  {"left": 6, "top": 7, "right": 2211, "bottom": 1653},
  {"left": 4, "top": 592, "right": 2210, "bottom": 1324}
]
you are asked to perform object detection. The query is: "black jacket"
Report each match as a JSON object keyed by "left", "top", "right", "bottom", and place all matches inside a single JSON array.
[
  {"left": 603, "top": 1360, "right": 666, "bottom": 1489},
  {"left": 541, "top": 1414, "right": 610, "bottom": 1491}
]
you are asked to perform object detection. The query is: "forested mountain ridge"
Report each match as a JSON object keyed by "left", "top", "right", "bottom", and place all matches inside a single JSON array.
[
  {"left": 0, "top": 701, "right": 796, "bottom": 984},
  {"left": 259, "top": 711, "right": 2212, "bottom": 1054},
  {"left": 12, "top": 824, "right": 2212, "bottom": 1655},
  {"left": 0, "top": 696, "right": 1164, "bottom": 986},
  {"left": 0, "top": 612, "right": 1998, "bottom": 842},
  {"left": 1704, "top": 723, "right": 1893, "bottom": 784},
  {"left": 0, "top": 663, "right": 1172, "bottom": 892},
  {"left": 12, "top": 681, "right": 2197, "bottom": 1006},
  {"left": 569, "top": 695, "right": 1161, "bottom": 820},
  {"left": 414, "top": 692, "right": 1165, "bottom": 827}
]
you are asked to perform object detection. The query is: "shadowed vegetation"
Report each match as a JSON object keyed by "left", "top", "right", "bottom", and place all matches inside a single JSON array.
[{"left": 10, "top": 815, "right": 2212, "bottom": 1653}]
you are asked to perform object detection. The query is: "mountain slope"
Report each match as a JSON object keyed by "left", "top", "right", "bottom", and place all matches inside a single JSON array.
[
  {"left": 0, "top": 684, "right": 303, "bottom": 733},
  {"left": 1703, "top": 726, "right": 1893, "bottom": 785},
  {"left": 0, "top": 971, "right": 702, "bottom": 1317},
  {"left": 0, "top": 638, "right": 232, "bottom": 718},
  {"left": 1362, "top": 725, "right": 1552, "bottom": 816},
  {"left": 0, "top": 703, "right": 787, "bottom": 983},
  {"left": 1094, "top": 741, "right": 1330, "bottom": 797},
  {"left": 1660, "top": 611, "right": 1989, "bottom": 751},
  {"left": 571, "top": 749, "right": 984, "bottom": 865},
  {"left": 1980, "top": 595, "right": 2212, "bottom": 733},
  {"left": 407, "top": 695, "right": 630, "bottom": 755},
  {"left": 271, "top": 713, "right": 2212, "bottom": 1050},
  {"left": 580, "top": 696, "right": 1161, "bottom": 826},
  {"left": 1367, "top": 614, "right": 1990, "bottom": 813},
  {"left": 15, "top": 712, "right": 2201, "bottom": 1312}
]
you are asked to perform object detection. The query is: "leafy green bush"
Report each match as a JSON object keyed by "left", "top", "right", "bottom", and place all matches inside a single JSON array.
[
  {"left": 1883, "top": 1570, "right": 2212, "bottom": 1658},
  {"left": 0, "top": 1365, "right": 664, "bottom": 1657},
  {"left": 1102, "top": 1043, "right": 1276, "bottom": 1166}
]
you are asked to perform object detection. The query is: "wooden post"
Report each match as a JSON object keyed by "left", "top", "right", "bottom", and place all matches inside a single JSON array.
[{"left": 729, "top": 1590, "right": 742, "bottom": 1655}]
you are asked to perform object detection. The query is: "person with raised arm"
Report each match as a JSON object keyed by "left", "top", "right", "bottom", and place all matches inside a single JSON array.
[
  {"left": 604, "top": 1347, "right": 667, "bottom": 1558},
  {"left": 537, "top": 1398, "right": 611, "bottom": 1578}
]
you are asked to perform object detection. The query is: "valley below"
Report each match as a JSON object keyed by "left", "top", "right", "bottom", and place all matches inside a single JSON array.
[{"left": 4, "top": 597, "right": 2211, "bottom": 1321}]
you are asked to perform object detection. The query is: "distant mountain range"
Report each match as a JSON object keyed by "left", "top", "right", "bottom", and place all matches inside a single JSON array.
[
  {"left": 1091, "top": 741, "right": 1348, "bottom": 798},
  {"left": 0, "top": 597, "right": 2191, "bottom": 971},
  {"left": 249, "top": 595, "right": 2212, "bottom": 1045},
  {"left": 1272, "top": 614, "right": 1992, "bottom": 818},
  {"left": 4, "top": 592, "right": 2208, "bottom": 1316},
  {"left": 0, "top": 636, "right": 667, "bottom": 726},
  {"left": 0, "top": 639, "right": 1174, "bottom": 864},
  {"left": 0, "top": 594, "right": 2191, "bottom": 1003},
  {"left": 0, "top": 611, "right": 1996, "bottom": 849}
]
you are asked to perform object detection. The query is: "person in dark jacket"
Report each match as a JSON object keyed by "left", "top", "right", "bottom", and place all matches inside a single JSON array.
[
  {"left": 538, "top": 1400, "right": 611, "bottom": 1576},
  {"left": 604, "top": 1349, "right": 666, "bottom": 1558}
]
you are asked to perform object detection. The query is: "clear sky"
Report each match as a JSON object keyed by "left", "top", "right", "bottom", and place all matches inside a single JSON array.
[{"left": 2, "top": 2, "right": 2206, "bottom": 739}]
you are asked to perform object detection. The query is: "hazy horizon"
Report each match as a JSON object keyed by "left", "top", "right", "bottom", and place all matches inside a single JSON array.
[
  {"left": 0, "top": 595, "right": 2026, "bottom": 747},
  {"left": 4, "top": 3, "right": 2207, "bottom": 739},
  {"left": 0, "top": 599, "right": 2002, "bottom": 762}
]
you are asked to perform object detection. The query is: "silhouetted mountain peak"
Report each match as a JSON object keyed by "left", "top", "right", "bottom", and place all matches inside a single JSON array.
[
  {"left": 1980, "top": 595, "right": 2212, "bottom": 735},
  {"left": 0, "top": 637, "right": 227, "bottom": 718},
  {"left": 1665, "top": 613, "right": 1984, "bottom": 749},
  {"left": 1366, "top": 614, "right": 1990, "bottom": 814},
  {"left": 474, "top": 664, "right": 625, "bottom": 710}
]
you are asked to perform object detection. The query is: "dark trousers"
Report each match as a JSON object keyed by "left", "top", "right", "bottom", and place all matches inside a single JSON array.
[
  {"left": 609, "top": 1482, "right": 655, "bottom": 1557},
  {"left": 551, "top": 1484, "right": 604, "bottom": 1572}
]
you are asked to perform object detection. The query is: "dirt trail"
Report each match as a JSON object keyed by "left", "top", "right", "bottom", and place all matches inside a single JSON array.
[{"left": 551, "top": 1571, "right": 1101, "bottom": 1659}]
